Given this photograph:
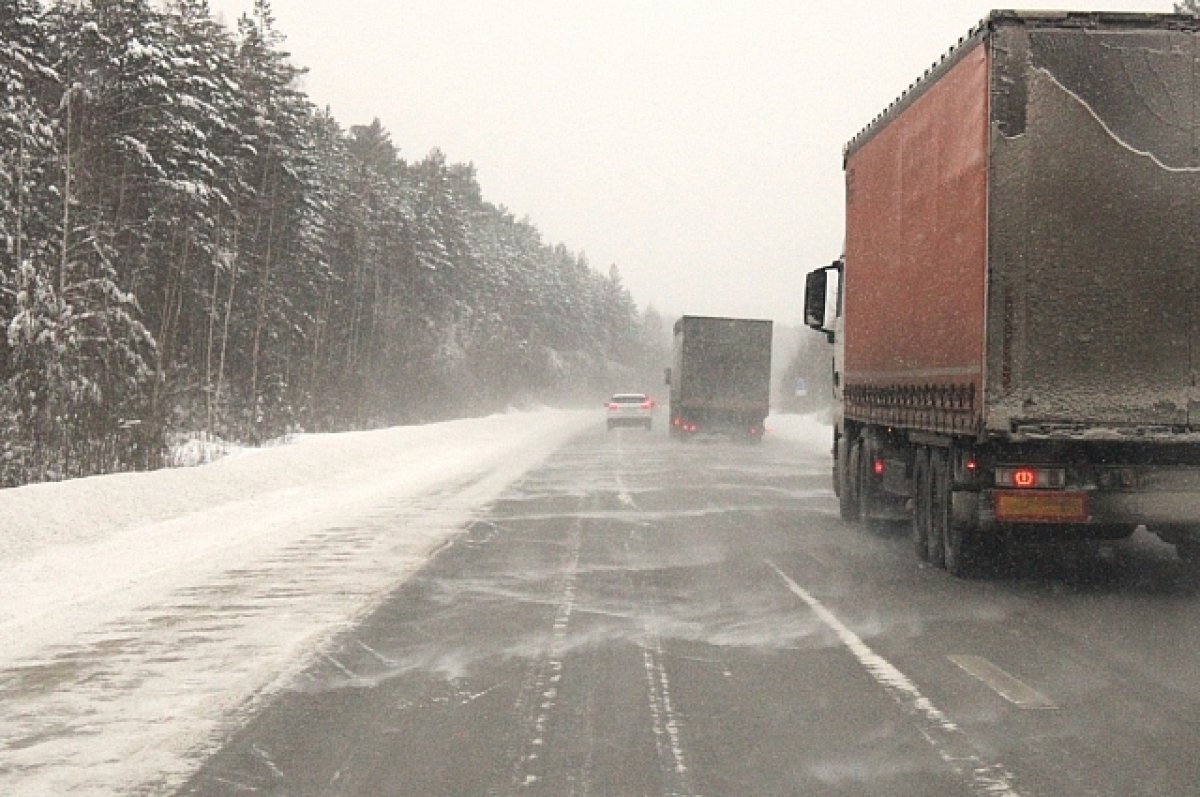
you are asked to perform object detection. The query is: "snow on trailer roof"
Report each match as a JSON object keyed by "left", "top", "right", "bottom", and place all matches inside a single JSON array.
[{"left": 842, "top": 9, "right": 1200, "bottom": 161}]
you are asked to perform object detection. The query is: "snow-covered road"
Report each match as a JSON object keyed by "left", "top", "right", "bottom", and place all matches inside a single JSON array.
[{"left": 0, "top": 409, "right": 829, "bottom": 795}]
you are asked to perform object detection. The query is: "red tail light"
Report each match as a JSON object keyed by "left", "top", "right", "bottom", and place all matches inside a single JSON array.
[
  {"left": 640, "top": 401, "right": 652, "bottom": 409},
  {"left": 995, "top": 466, "right": 1065, "bottom": 489},
  {"left": 872, "top": 459, "right": 885, "bottom": 476},
  {"left": 607, "top": 403, "right": 619, "bottom": 411}
]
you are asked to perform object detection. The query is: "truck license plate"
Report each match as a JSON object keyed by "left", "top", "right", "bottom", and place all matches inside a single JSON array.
[{"left": 993, "top": 491, "right": 1088, "bottom": 523}]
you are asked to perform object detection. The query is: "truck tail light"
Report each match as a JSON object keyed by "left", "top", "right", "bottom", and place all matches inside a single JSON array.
[{"left": 995, "top": 466, "right": 1066, "bottom": 489}]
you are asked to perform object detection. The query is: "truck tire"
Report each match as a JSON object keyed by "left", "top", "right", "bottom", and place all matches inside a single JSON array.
[
  {"left": 856, "top": 438, "right": 881, "bottom": 530},
  {"left": 928, "top": 450, "right": 949, "bottom": 569},
  {"left": 943, "top": 511, "right": 971, "bottom": 576},
  {"left": 911, "top": 448, "right": 931, "bottom": 562},
  {"left": 937, "top": 453, "right": 981, "bottom": 577},
  {"left": 832, "top": 432, "right": 842, "bottom": 500},
  {"left": 842, "top": 438, "right": 862, "bottom": 522}
]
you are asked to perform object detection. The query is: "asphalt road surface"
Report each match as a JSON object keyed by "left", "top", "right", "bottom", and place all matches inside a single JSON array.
[{"left": 180, "top": 424, "right": 1200, "bottom": 797}]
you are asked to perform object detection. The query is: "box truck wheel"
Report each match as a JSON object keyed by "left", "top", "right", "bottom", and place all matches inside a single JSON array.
[{"left": 911, "top": 448, "right": 931, "bottom": 563}]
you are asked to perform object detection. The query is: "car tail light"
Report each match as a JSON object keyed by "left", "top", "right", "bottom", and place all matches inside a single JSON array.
[
  {"left": 607, "top": 403, "right": 619, "bottom": 411},
  {"left": 872, "top": 458, "right": 885, "bottom": 476},
  {"left": 640, "top": 401, "right": 652, "bottom": 409}
]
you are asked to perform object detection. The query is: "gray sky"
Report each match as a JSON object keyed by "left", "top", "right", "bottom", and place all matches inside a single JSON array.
[{"left": 206, "top": 1, "right": 1173, "bottom": 324}]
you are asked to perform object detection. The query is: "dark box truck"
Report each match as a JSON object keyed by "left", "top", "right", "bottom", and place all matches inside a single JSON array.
[
  {"left": 667, "top": 315, "right": 773, "bottom": 439},
  {"left": 804, "top": 11, "right": 1200, "bottom": 574}
]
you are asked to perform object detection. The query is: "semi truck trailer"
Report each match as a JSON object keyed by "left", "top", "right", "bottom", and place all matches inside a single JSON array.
[
  {"left": 666, "top": 315, "right": 773, "bottom": 439},
  {"left": 804, "top": 11, "right": 1200, "bottom": 575}
]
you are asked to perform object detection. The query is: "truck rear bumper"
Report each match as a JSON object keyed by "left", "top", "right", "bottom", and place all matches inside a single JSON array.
[{"left": 954, "top": 483, "right": 1200, "bottom": 531}]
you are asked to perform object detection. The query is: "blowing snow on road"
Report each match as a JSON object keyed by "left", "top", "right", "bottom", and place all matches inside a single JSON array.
[{"left": 0, "top": 409, "right": 602, "bottom": 794}]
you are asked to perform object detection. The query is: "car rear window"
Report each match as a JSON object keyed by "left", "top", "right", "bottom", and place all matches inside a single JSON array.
[{"left": 612, "top": 395, "right": 646, "bottom": 403}]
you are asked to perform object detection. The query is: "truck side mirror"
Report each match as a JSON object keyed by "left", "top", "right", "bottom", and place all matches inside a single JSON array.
[
  {"left": 805, "top": 260, "right": 842, "bottom": 342},
  {"left": 664, "top": 367, "right": 672, "bottom": 386},
  {"left": 804, "top": 270, "right": 828, "bottom": 330}
]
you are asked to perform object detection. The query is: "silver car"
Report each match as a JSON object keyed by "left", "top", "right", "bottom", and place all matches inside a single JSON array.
[{"left": 606, "top": 393, "right": 654, "bottom": 431}]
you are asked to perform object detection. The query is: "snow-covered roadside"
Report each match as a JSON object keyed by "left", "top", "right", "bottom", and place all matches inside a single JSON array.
[{"left": 0, "top": 409, "right": 593, "bottom": 796}]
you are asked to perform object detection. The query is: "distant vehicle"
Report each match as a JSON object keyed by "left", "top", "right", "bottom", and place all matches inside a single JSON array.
[
  {"left": 665, "top": 315, "right": 772, "bottom": 439},
  {"left": 606, "top": 393, "right": 654, "bottom": 431},
  {"left": 804, "top": 10, "right": 1200, "bottom": 575}
]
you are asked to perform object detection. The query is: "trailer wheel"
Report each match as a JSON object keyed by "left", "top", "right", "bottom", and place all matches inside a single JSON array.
[
  {"left": 832, "top": 431, "right": 842, "bottom": 499},
  {"left": 840, "top": 437, "right": 860, "bottom": 522},
  {"left": 943, "top": 513, "right": 971, "bottom": 576},
  {"left": 856, "top": 438, "right": 881, "bottom": 529},
  {"left": 911, "top": 448, "right": 931, "bottom": 562},
  {"left": 928, "top": 450, "right": 949, "bottom": 569},
  {"left": 937, "top": 455, "right": 978, "bottom": 577}
]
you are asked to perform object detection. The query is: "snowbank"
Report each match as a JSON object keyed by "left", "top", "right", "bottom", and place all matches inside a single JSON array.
[{"left": 0, "top": 409, "right": 593, "bottom": 796}]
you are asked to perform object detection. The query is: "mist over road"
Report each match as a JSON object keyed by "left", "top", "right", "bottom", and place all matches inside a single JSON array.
[{"left": 181, "top": 424, "right": 1200, "bottom": 797}]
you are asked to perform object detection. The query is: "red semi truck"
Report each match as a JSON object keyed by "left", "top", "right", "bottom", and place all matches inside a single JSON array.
[{"left": 804, "top": 11, "right": 1200, "bottom": 575}]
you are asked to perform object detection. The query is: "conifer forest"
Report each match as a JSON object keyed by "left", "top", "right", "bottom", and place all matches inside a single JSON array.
[{"left": 0, "top": 0, "right": 669, "bottom": 486}]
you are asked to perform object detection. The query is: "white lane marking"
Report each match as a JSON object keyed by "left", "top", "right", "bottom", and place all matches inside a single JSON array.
[
  {"left": 613, "top": 439, "right": 637, "bottom": 508},
  {"left": 626, "top": 524, "right": 700, "bottom": 797},
  {"left": 615, "top": 470, "right": 636, "bottom": 508},
  {"left": 765, "top": 559, "right": 1027, "bottom": 797},
  {"left": 508, "top": 525, "right": 582, "bottom": 790},
  {"left": 948, "top": 655, "right": 1058, "bottom": 710},
  {"left": 641, "top": 635, "right": 697, "bottom": 795}
]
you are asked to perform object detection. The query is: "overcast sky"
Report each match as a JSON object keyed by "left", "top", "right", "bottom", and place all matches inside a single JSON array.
[{"left": 205, "top": 1, "right": 1173, "bottom": 324}]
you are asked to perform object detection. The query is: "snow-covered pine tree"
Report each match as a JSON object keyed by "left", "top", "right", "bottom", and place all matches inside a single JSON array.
[
  {"left": 3, "top": 0, "right": 161, "bottom": 480},
  {"left": 0, "top": 2, "right": 60, "bottom": 482},
  {"left": 230, "top": 0, "right": 326, "bottom": 441},
  {"left": 157, "top": 0, "right": 253, "bottom": 438}
]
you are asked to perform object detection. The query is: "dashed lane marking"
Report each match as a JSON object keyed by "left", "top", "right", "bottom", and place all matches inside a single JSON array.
[
  {"left": 765, "top": 559, "right": 1028, "bottom": 797},
  {"left": 948, "top": 654, "right": 1058, "bottom": 710}
]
